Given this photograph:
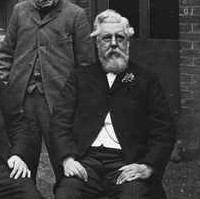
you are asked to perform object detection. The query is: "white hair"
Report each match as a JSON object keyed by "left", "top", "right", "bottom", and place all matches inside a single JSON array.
[{"left": 90, "top": 9, "right": 134, "bottom": 38}]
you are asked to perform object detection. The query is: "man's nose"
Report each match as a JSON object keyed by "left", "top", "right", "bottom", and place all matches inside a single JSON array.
[{"left": 110, "top": 36, "right": 117, "bottom": 48}]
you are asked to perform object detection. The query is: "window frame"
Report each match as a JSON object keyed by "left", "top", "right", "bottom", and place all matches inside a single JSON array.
[{"left": 91, "top": 0, "right": 178, "bottom": 40}]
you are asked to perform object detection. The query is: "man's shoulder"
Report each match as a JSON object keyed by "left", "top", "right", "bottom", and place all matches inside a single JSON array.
[
  {"left": 14, "top": 0, "right": 32, "bottom": 9},
  {"left": 62, "top": 0, "right": 85, "bottom": 13},
  {"left": 11, "top": 0, "right": 33, "bottom": 14}
]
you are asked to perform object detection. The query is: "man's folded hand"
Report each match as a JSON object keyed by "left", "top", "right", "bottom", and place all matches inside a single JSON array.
[
  {"left": 63, "top": 157, "right": 88, "bottom": 182},
  {"left": 116, "top": 163, "right": 153, "bottom": 184},
  {"left": 7, "top": 155, "right": 31, "bottom": 179}
]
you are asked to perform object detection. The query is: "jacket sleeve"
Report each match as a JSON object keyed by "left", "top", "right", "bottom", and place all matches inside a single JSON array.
[
  {"left": 139, "top": 74, "right": 176, "bottom": 178},
  {"left": 0, "top": 86, "right": 40, "bottom": 168},
  {"left": 49, "top": 71, "right": 79, "bottom": 167},
  {"left": 72, "top": 8, "right": 95, "bottom": 66},
  {"left": 0, "top": 4, "right": 18, "bottom": 81}
]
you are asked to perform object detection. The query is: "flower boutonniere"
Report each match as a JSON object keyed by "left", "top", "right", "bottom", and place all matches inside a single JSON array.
[{"left": 121, "top": 73, "right": 135, "bottom": 83}]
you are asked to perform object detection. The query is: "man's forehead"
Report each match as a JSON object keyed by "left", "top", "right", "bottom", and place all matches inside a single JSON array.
[{"left": 98, "top": 22, "right": 126, "bottom": 35}]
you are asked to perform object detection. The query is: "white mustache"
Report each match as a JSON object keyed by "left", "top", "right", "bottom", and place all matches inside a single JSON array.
[{"left": 105, "top": 48, "right": 126, "bottom": 58}]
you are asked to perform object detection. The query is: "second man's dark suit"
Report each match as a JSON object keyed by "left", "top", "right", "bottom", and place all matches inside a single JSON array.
[{"left": 49, "top": 61, "right": 176, "bottom": 198}]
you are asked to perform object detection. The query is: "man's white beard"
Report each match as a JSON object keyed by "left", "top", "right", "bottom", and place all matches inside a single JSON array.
[{"left": 100, "top": 50, "right": 129, "bottom": 74}]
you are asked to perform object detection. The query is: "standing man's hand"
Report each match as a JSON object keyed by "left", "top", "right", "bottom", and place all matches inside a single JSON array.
[
  {"left": 63, "top": 157, "right": 88, "bottom": 182},
  {"left": 116, "top": 163, "right": 153, "bottom": 185},
  {"left": 7, "top": 155, "right": 31, "bottom": 179}
]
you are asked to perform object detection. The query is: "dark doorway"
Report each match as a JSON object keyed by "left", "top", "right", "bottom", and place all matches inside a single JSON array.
[
  {"left": 109, "top": 0, "right": 139, "bottom": 38},
  {"left": 150, "top": 0, "right": 179, "bottom": 39}
]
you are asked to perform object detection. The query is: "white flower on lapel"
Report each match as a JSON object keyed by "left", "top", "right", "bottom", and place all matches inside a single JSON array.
[{"left": 121, "top": 73, "right": 135, "bottom": 83}]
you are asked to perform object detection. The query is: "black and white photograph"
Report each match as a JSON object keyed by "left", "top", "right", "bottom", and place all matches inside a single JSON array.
[{"left": 0, "top": 0, "right": 197, "bottom": 199}]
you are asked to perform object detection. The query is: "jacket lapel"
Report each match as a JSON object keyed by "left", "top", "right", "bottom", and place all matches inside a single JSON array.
[
  {"left": 30, "top": 3, "right": 41, "bottom": 25},
  {"left": 40, "top": 3, "right": 62, "bottom": 26},
  {"left": 109, "top": 62, "right": 136, "bottom": 94},
  {"left": 88, "top": 61, "right": 137, "bottom": 94}
]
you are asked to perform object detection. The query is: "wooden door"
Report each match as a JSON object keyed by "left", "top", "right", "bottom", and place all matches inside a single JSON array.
[{"left": 92, "top": 0, "right": 180, "bottom": 117}]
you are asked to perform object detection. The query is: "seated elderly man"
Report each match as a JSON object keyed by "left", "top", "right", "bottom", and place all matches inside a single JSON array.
[
  {"left": 0, "top": 80, "right": 42, "bottom": 199},
  {"left": 49, "top": 9, "right": 176, "bottom": 199}
]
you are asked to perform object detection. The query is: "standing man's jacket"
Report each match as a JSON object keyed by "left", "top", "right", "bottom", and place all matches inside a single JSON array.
[
  {"left": 49, "top": 61, "right": 176, "bottom": 180},
  {"left": 0, "top": 80, "right": 39, "bottom": 168},
  {"left": 0, "top": 0, "right": 94, "bottom": 111}
]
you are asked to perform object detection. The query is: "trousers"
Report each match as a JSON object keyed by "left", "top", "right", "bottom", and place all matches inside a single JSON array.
[
  {"left": 0, "top": 158, "right": 42, "bottom": 199},
  {"left": 24, "top": 89, "right": 50, "bottom": 180},
  {"left": 54, "top": 146, "right": 166, "bottom": 199}
]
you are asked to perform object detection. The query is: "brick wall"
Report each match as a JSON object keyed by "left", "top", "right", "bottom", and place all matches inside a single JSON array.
[{"left": 179, "top": 0, "right": 200, "bottom": 150}]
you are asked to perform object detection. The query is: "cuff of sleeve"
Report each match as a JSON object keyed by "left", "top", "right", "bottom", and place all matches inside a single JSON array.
[
  {"left": 140, "top": 164, "right": 153, "bottom": 178},
  {"left": 9, "top": 145, "right": 32, "bottom": 167}
]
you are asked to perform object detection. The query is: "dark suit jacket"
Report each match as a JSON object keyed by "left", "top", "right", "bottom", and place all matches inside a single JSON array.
[
  {"left": 0, "top": 80, "right": 39, "bottom": 168},
  {"left": 0, "top": 0, "right": 94, "bottom": 111},
  {"left": 49, "top": 61, "right": 176, "bottom": 179}
]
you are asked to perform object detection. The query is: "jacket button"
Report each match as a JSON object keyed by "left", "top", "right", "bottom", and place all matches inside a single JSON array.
[
  {"left": 19, "top": 109, "right": 24, "bottom": 114},
  {"left": 40, "top": 45, "right": 46, "bottom": 50}
]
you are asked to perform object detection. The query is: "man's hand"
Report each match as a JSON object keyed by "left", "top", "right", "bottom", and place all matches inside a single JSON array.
[
  {"left": 116, "top": 163, "right": 152, "bottom": 185},
  {"left": 7, "top": 155, "right": 31, "bottom": 179},
  {"left": 63, "top": 157, "right": 88, "bottom": 182}
]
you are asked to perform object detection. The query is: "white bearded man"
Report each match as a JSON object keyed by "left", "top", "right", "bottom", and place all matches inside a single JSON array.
[
  {"left": 49, "top": 9, "right": 176, "bottom": 199},
  {"left": 91, "top": 10, "right": 133, "bottom": 74}
]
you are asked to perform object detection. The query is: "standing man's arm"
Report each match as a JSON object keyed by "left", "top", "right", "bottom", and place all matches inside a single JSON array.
[
  {"left": 49, "top": 71, "right": 79, "bottom": 166},
  {"left": 73, "top": 9, "right": 95, "bottom": 66},
  {"left": 0, "top": 86, "right": 40, "bottom": 179},
  {"left": 49, "top": 71, "right": 88, "bottom": 181},
  {"left": 0, "top": 4, "right": 18, "bottom": 82}
]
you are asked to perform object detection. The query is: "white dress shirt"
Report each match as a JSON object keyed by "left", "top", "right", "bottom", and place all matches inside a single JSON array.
[{"left": 92, "top": 73, "right": 122, "bottom": 149}]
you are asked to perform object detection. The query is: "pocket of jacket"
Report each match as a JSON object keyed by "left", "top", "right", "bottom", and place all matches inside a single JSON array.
[{"left": 56, "top": 33, "right": 73, "bottom": 43}]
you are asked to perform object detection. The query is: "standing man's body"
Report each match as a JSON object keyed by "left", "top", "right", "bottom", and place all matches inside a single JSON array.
[
  {"left": 0, "top": 80, "right": 42, "bottom": 199},
  {"left": 0, "top": 0, "right": 94, "bottom": 180},
  {"left": 49, "top": 10, "right": 176, "bottom": 199}
]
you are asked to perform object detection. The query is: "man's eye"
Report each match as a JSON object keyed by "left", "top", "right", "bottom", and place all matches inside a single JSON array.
[
  {"left": 102, "top": 35, "right": 112, "bottom": 42},
  {"left": 116, "top": 35, "right": 125, "bottom": 42}
]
